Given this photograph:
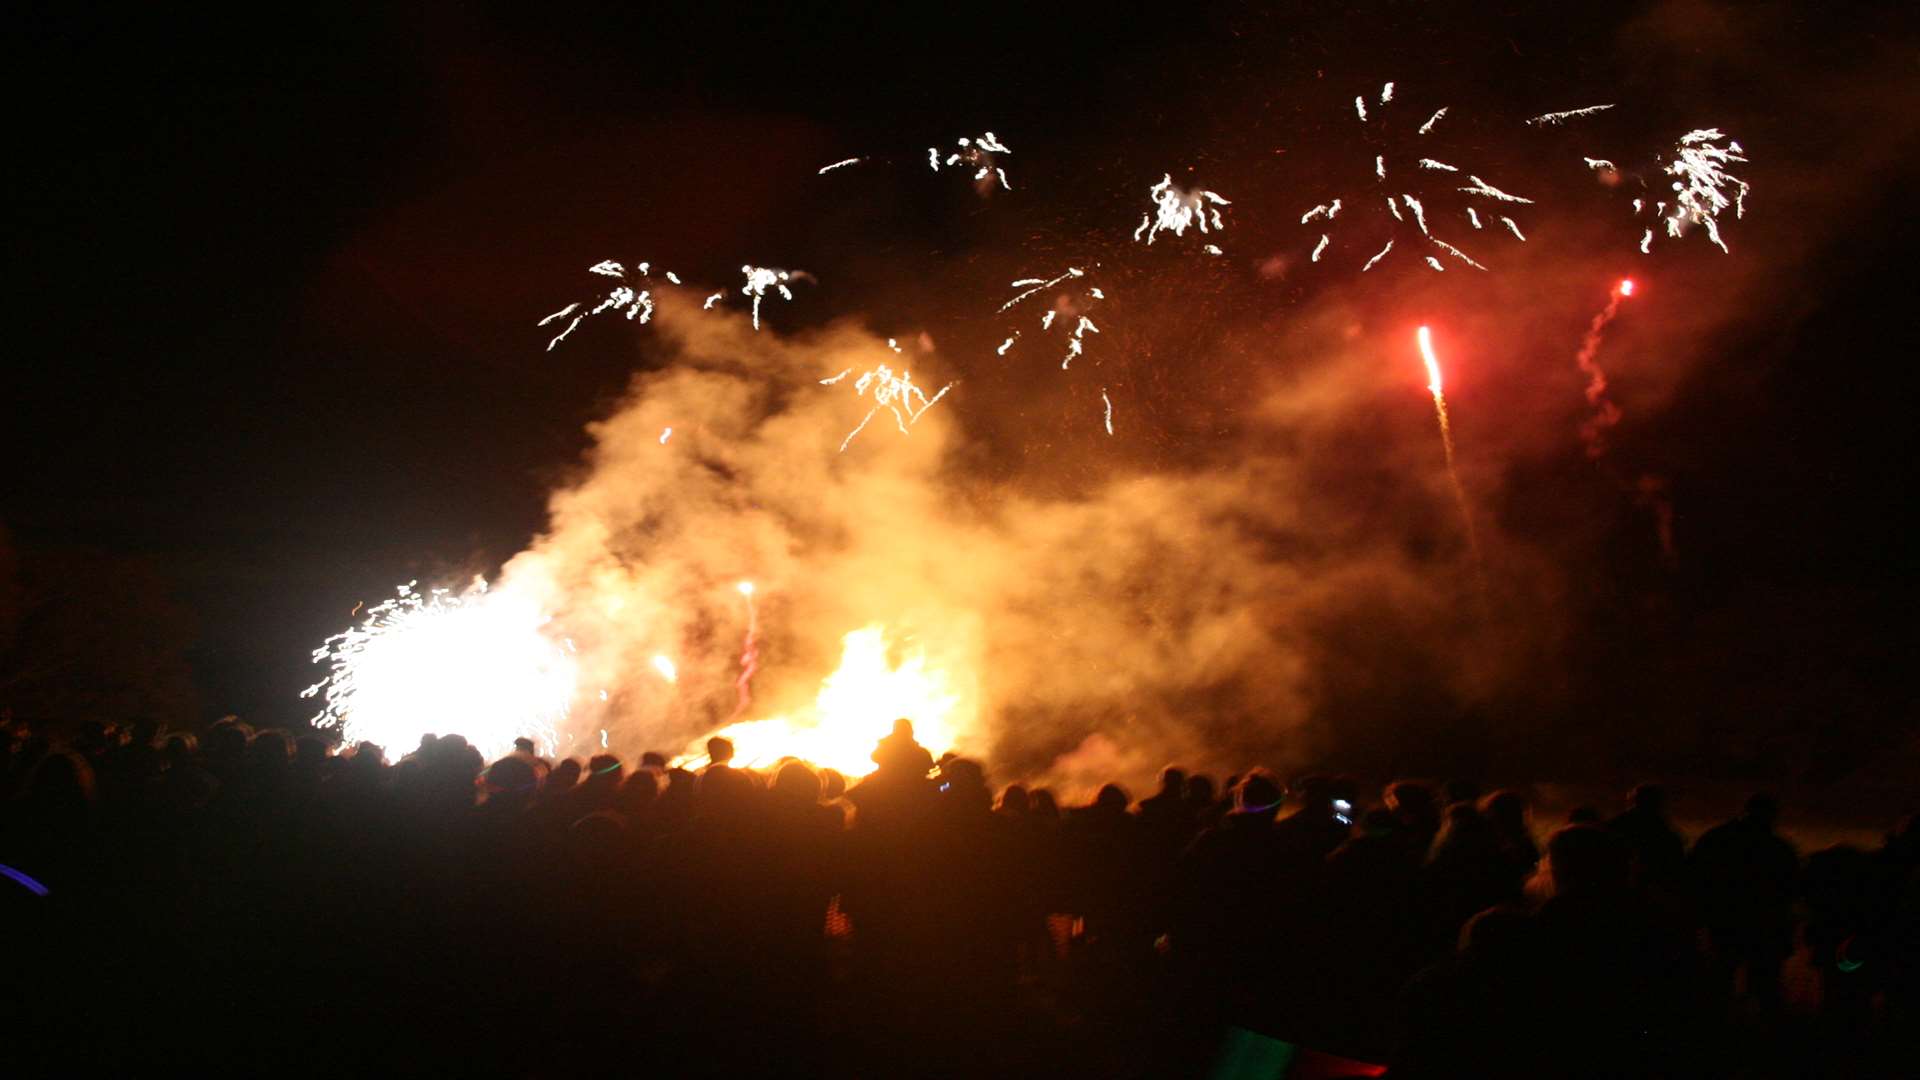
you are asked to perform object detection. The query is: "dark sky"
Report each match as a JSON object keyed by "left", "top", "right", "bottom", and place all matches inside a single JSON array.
[{"left": 6, "top": 2, "right": 1917, "bottom": 782}]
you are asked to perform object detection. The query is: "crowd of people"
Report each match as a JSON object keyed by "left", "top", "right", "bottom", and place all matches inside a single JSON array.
[{"left": 3, "top": 714, "right": 1916, "bottom": 1077}]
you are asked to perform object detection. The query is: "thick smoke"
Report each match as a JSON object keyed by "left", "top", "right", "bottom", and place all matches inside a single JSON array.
[{"left": 496, "top": 290, "right": 1526, "bottom": 795}]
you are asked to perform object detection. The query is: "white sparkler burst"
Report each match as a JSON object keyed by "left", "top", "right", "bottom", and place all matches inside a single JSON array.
[
  {"left": 301, "top": 579, "right": 577, "bottom": 762},
  {"left": 1584, "top": 158, "right": 1617, "bottom": 172},
  {"left": 1307, "top": 84, "right": 1531, "bottom": 273},
  {"left": 999, "top": 267, "right": 1107, "bottom": 369},
  {"left": 739, "top": 265, "right": 810, "bottom": 330},
  {"left": 1134, "top": 174, "right": 1231, "bottom": 246},
  {"left": 1638, "top": 128, "right": 1751, "bottom": 254},
  {"left": 540, "top": 259, "right": 676, "bottom": 350},
  {"left": 1527, "top": 104, "right": 1615, "bottom": 127},
  {"left": 821, "top": 363, "right": 954, "bottom": 452},
  {"left": 930, "top": 131, "right": 1012, "bottom": 191}
]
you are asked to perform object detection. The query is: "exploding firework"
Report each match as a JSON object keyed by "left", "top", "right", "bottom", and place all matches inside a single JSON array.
[
  {"left": 1634, "top": 129, "right": 1750, "bottom": 253},
  {"left": 1526, "top": 104, "right": 1615, "bottom": 127},
  {"left": 1304, "top": 83, "right": 1531, "bottom": 273},
  {"left": 929, "top": 130, "right": 1012, "bottom": 192},
  {"left": 682, "top": 624, "right": 967, "bottom": 776},
  {"left": 301, "top": 579, "right": 577, "bottom": 761},
  {"left": 1573, "top": 279, "right": 1636, "bottom": 457},
  {"left": 1417, "top": 327, "right": 1481, "bottom": 564},
  {"left": 1133, "top": 174, "right": 1230, "bottom": 248},
  {"left": 739, "top": 265, "right": 811, "bottom": 330},
  {"left": 820, "top": 362, "right": 954, "bottom": 452},
  {"left": 998, "top": 267, "right": 1107, "bottom": 370},
  {"left": 539, "top": 260, "right": 674, "bottom": 351}
]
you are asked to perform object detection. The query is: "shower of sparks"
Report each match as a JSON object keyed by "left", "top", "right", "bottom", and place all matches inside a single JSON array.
[
  {"left": 999, "top": 267, "right": 1084, "bottom": 313},
  {"left": 301, "top": 579, "right": 576, "bottom": 762},
  {"left": 996, "top": 334, "right": 1018, "bottom": 355},
  {"left": 1305, "top": 84, "right": 1529, "bottom": 273},
  {"left": 1526, "top": 104, "right": 1615, "bottom": 126},
  {"left": 821, "top": 363, "right": 954, "bottom": 452},
  {"left": 659, "top": 427, "right": 672, "bottom": 444},
  {"left": 818, "top": 157, "right": 865, "bottom": 174},
  {"left": 1584, "top": 158, "right": 1616, "bottom": 172},
  {"left": 1102, "top": 388, "right": 1114, "bottom": 435},
  {"left": 703, "top": 292, "right": 724, "bottom": 309},
  {"left": 740, "top": 265, "right": 809, "bottom": 330},
  {"left": 1574, "top": 279, "right": 1636, "bottom": 458},
  {"left": 1062, "top": 316, "right": 1099, "bottom": 369},
  {"left": 1000, "top": 267, "right": 1107, "bottom": 368},
  {"left": 651, "top": 654, "right": 678, "bottom": 683},
  {"left": 733, "top": 581, "right": 759, "bottom": 717},
  {"left": 1133, "top": 174, "right": 1231, "bottom": 245},
  {"left": 540, "top": 259, "right": 672, "bottom": 350},
  {"left": 1638, "top": 129, "right": 1750, "bottom": 254},
  {"left": 930, "top": 131, "right": 1012, "bottom": 191},
  {"left": 1416, "top": 327, "right": 1482, "bottom": 566}
]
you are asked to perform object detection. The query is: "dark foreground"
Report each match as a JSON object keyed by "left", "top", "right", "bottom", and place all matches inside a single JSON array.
[{"left": 4, "top": 718, "right": 1917, "bottom": 1078}]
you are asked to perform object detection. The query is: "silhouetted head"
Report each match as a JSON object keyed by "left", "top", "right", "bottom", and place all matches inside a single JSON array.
[
  {"left": 1185, "top": 774, "right": 1217, "bottom": 806},
  {"left": 586, "top": 754, "right": 623, "bottom": 785},
  {"left": 1744, "top": 792, "right": 1780, "bottom": 829},
  {"left": 891, "top": 718, "right": 914, "bottom": 739},
  {"left": 513, "top": 737, "right": 536, "bottom": 755},
  {"left": 1158, "top": 766, "right": 1187, "bottom": 796},
  {"left": 939, "top": 758, "right": 991, "bottom": 812},
  {"left": 819, "top": 767, "right": 847, "bottom": 801},
  {"left": 1627, "top": 783, "right": 1668, "bottom": 815},
  {"left": 1386, "top": 780, "right": 1440, "bottom": 830},
  {"left": 1458, "top": 905, "right": 1536, "bottom": 964},
  {"left": 1546, "top": 824, "right": 1632, "bottom": 899},
  {"left": 162, "top": 733, "right": 197, "bottom": 765},
  {"left": 25, "top": 751, "right": 96, "bottom": 815},
  {"left": 772, "top": 760, "right": 821, "bottom": 805},
  {"left": 484, "top": 756, "right": 538, "bottom": 808},
  {"left": 1092, "top": 782, "right": 1130, "bottom": 815},
  {"left": 995, "top": 783, "right": 1030, "bottom": 816},
  {"left": 293, "top": 735, "right": 328, "bottom": 771},
  {"left": 1479, "top": 790, "right": 1528, "bottom": 833},
  {"left": 1236, "top": 769, "right": 1284, "bottom": 815},
  {"left": 1030, "top": 788, "right": 1060, "bottom": 820},
  {"left": 705, "top": 736, "right": 734, "bottom": 766},
  {"left": 1444, "top": 778, "right": 1481, "bottom": 806},
  {"left": 1289, "top": 774, "right": 1334, "bottom": 812},
  {"left": 640, "top": 751, "right": 667, "bottom": 769},
  {"left": 617, "top": 768, "right": 659, "bottom": 814},
  {"left": 548, "top": 758, "right": 582, "bottom": 791}
]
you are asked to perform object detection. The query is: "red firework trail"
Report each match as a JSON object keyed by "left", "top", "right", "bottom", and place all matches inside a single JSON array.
[
  {"left": 1575, "top": 279, "right": 1635, "bottom": 457},
  {"left": 1417, "top": 326, "right": 1481, "bottom": 569},
  {"left": 733, "top": 580, "right": 760, "bottom": 717}
]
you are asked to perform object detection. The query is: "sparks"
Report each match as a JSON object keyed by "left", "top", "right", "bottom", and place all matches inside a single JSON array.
[
  {"left": 733, "top": 581, "right": 759, "bottom": 717},
  {"left": 1573, "top": 278, "right": 1636, "bottom": 457},
  {"left": 740, "top": 265, "right": 809, "bottom": 330},
  {"left": 659, "top": 427, "right": 672, "bottom": 444},
  {"left": 301, "top": 579, "right": 576, "bottom": 762},
  {"left": 651, "top": 654, "right": 678, "bottom": 683},
  {"left": 929, "top": 131, "right": 1012, "bottom": 191},
  {"left": 1102, "top": 388, "right": 1114, "bottom": 435},
  {"left": 1584, "top": 157, "right": 1616, "bottom": 172},
  {"left": 1416, "top": 327, "right": 1481, "bottom": 566},
  {"left": 1134, "top": 174, "right": 1231, "bottom": 245},
  {"left": 1526, "top": 104, "right": 1615, "bottom": 126},
  {"left": 824, "top": 363, "right": 954, "bottom": 452},
  {"left": 818, "top": 156, "right": 864, "bottom": 174},
  {"left": 999, "top": 267, "right": 1084, "bottom": 313},
  {"left": 1311, "top": 234, "right": 1330, "bottom": 262},
  {"left": 1641, "top": 128, "right": 1750, "bottom": 253},
  {"left": 541, "top": 260, "right": 677, "bottom": 350},
  {"left": 1458, "top": 176, "right": 1534, "bottom": 204},
  {"left": 1417, "top": 108, "right": 1448, "bottom": 136}
]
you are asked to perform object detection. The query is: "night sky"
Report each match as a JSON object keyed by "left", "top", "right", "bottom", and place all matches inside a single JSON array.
[{"left": 7, "top": 3, "right": 1917, "bottom": 788}]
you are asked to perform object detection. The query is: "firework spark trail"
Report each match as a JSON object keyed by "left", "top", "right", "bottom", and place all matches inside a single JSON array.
[
  {"left": 822, "top": 363, "right": 954, "bottom": 452},
  {"left": 1644, "top": 129, "right": 1750, "bottom": 253},
  {"left": 1526, "top": 104, "right": 1615, "bottom": 126},
  {"left": 1417, "top": 327, "right": 1482, "bottom": 567},
  {"left": 1102, "top": 388, "right": 1113, "bottom": 435},
  {"left": 1306, "top": 84, "right": 1528, "bottom": 272},
  {"left": 1062, "top": 316, "right": 1099, "bottom": 369},
  {"left": 999, "top": 267, "right": 1084, "bottom": 313},
  {"left": 300, "top": 579, "right": 576, "bottom": 761},
  {"left": 732, "top": 581, "right": 759, "bottom": 718},
  {"left": 1133, "top": 174, "right": 1231, "bottom": 245},
  {"left": 931, "top": 131, "right": 1012, "bottom": 190},
  {"left": 1574, "top": 279, "right": 1635, "bottom": 458},
  {"left": 818, "top": 157, "right": 864, "bottom": 174},
  {"left": 740, "top": 265, "right": 807, "bottom": 330},
  {"left": 540, "top": 260, "right": 671, "bottom": 350}
]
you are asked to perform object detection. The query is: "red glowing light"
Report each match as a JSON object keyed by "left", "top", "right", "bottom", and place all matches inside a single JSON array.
[
  {"left": 1416, "top": 325, "right": 1442, "bottom": 394},
  {"left": 1618, "top": 278, "right": 1635, "bottom": 297}
]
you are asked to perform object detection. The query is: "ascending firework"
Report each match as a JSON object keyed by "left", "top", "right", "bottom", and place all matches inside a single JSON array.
[
  {"left": 1133, "top": 174, "right": 1230, "bottom": 249},
  {"left": 820, "top": 362, "right": 954, "bottom": 452},
  {"left": 1574, "top": 279, "right": 1636, "bottom": 457},
  {"left": 1304, "top": 83, "right": 1531, "bottom": 273},
  {"left": 733, "top": 580, "right": 759, "bottom": 717},
  {"left": 1417, "top": 327, "right": 1481, "bottom": 564},
  {"left": 1526, "top": 104, "right": 1615, "bottom": 127},
  {"left": 301, "top": 579, "right": 576, "bottom": 761},
  {"left": 539, "top": 260, "right": 676, "bottom": 351},
  {"left": 930, "top": 131, "right": 1012, "bottom": 191},
  {"left": 1633, "top": 129, "right": 1750, "bottom": 254}
]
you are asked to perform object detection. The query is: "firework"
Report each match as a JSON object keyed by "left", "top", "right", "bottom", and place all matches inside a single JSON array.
[
  {"left": 930, "top": 131, "right": 1012, "bottom": 191},
  {"left": 1417, "top": 327, "right": 1481, "bottom": 564},
  {"left": 733, "top": 580, "right": 759, "bottom": 717},
  {"left": 651, "top": 654, "right": 678, "bottom": 683},
  {"left": 1133, "top": 174, "right": 1231, "bottom": 246},
  {"left": 1637, "top": 129, "right": 1750, "bottom": 254},
  {"left": 659, "top": 427, "right": 672, "bottom": 444},
  {"left": 821, "top": 363, "right": 954, "bottom": 452},
  {"left": 1573, "top": 279, "right": 1635, "bottom": 458},
  {"left": 539, "top": 259, "right": 669, "bottom": 351},
  {"left": 739, "top": 265, "right": 809, "bottom": 330},
  {"left": 301, "top": 579, "right": 576, "bottom": 761},
  {"left": 999, "top": 267, "right": 1107, "bottom": 370},
  {"left": 1102, "top": 388, "right": 1114, "bottom": 435},
  {"left": 1306, "top": 84, "right": 1530, "bottom": 273},
  {"left": 817, "top": 157, "right": 865, "bottom": 174},
  {"left": 1526, "top": 104, "right": 1615, "bottom": 127}
]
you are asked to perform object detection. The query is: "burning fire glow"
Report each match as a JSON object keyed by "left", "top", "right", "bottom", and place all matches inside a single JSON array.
[
  {"left": 302, "top": 580, "right": 577, "bottom": 762},
  {"left": 684, "top": 624, "right": 966, "bottom": 777}
]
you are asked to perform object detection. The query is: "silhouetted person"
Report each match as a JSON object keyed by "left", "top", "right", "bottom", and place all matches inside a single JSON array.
[
  {"left": 1607, "top": 783, "right": 1687, "bottom": 892},
  {"left": 1386, "top": 779, "right": 1442, "bottom": 861},
  {"left": 1396, "top": 906, "right": 1543, "bottom": 1079},
  {"left": 1691, "top": 793, "right": 1799, "bottom": 1011}
]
